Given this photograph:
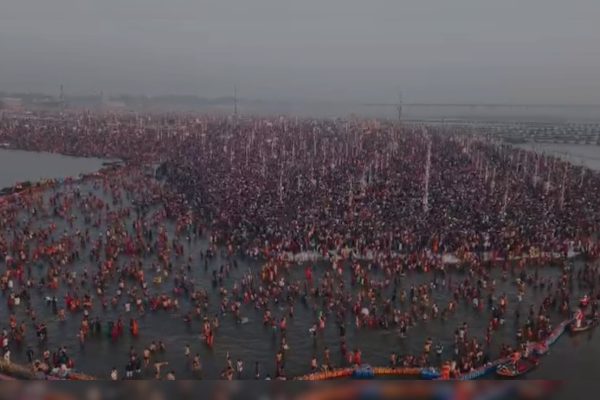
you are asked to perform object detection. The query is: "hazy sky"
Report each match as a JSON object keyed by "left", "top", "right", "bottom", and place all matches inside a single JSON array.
[{"left": 1, "top": 0, "right": 599, "bottom": 104}]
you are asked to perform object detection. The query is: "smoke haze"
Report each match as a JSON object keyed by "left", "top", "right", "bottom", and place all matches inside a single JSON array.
[{"left": 1, "top": 0, "right": 599, "bottom": 105}]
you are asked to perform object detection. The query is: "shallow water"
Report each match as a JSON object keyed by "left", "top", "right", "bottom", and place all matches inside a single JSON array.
[
  {"left": 0, "top": 149, "right": 108, "bottom": 189},
  {"left": 515, "top": 143, "right": 600, "bottom": 172},
  {"left": 0, "top": 177, "right": 591, "bottom": 380},
  {"left": 0, "top": 148, "right": 596, "bottom": 380}
]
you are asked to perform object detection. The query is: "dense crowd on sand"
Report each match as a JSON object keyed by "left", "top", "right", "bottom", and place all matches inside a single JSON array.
[{"left": 0, "top": 111, "right": 600, "bottom": 380}]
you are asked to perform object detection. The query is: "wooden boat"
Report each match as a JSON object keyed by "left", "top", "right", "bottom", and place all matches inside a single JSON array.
[
  {"left": 496, "top": 357, "right": 539, "bottom": 377},
  {"left": 569, "top": 317, "right": 598, "bottom": 333}
]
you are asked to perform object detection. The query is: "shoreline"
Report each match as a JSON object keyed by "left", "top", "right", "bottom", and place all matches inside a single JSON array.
[{"left": 0, "top": 147, "right": 118, "bottom": 192}]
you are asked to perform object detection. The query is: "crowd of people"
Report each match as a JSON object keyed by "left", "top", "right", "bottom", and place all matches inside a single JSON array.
[
  {"left": 3, "top": 112, "right": 600, "bottom": 261},
  {"left": 0, "top": 111, "right": 599, "bottom": 380}
]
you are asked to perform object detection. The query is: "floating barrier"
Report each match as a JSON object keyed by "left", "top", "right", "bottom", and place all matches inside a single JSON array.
[
  {"left": 456, "top": 358, "right": 509, "bottom": 381},
  {"left": 0, "top": 360, "right": 35, "bottom": 379},
  {"left": 371, "top": 367, "right": 423, "bottom": 377},
  {"left": 531, "top": 342, "right": 549, "bottom": 356},
  {"left": 0, "top": 359, "right": 95, "bottom": 381},
  {"left": 294, "top": 316, "right": 575, "bottom": 381},
  {"left": 420, "top": 367, "right": 441, "bottom": 380},
  {"left": 295, "top": 368, "right": 353, "bottom": 381},
  {"left": 295, "top": 366, "right": 422, "bottom": 381},
  {"left": 534, "top": 318, "right": 572, "bottom": 355},
  {"left": 455, "top": 317, "right": 575, "bottom": 380},
  {"left": 66, "top": 372, "right": 95, "bottom": 381},
  {"left": 352, "top": 364, "right": 374, "bottom": 379}
]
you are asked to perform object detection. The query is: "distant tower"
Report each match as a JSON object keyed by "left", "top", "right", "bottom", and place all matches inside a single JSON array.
[
  {"left": 396, "top": 90, "right": 403, "bottom": 122},
  {"left": 59, "top": 84, "right": 65, "bottom": 110},
  {"left": 233, "top": 85, "right": 238, "bottom": 116}
]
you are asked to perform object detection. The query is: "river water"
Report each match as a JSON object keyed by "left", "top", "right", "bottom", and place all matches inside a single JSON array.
[
  {"left": 0, "top": 149, "right": 108, "bottom": 189},
  {"left": 516, "top": 143, "right": 600, "bottom": 172},
  {"left": 0, "top": 147, "right": 597, "bottom": 380}
]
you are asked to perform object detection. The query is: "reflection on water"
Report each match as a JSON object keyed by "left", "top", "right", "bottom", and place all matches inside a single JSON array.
[
  {"left": 0, "top": 149, "right": 107, "bottom": 189},
  {"left": 516, "top": 143, "right": 600, "bottom": 171}
]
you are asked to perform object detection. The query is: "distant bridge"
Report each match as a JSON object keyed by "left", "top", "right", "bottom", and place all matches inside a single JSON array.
[{"left": 361, "top": 103, "right": 600, "bottom": 109}]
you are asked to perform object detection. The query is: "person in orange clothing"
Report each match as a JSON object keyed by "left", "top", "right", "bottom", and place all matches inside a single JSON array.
[
  {"left": 441, "top": 362, "right": 451, "bottom": 380},
  {"left": 353, "top": 348, "right": 362, "bottom": 366},
  {"left": 130, "top": 318, "right": 139, "bottom": 337}
]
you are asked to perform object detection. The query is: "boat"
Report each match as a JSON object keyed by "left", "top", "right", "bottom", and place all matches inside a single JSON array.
[
  {"left": 569, "top": 317, "right": 598, "bottom": 333},
  {"left": 496, "top": 357, "right": 540, "bottom": 377}
]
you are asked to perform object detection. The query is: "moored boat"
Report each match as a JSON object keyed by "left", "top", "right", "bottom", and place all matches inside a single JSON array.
[
  {"left": 569, "top": 317, "right": 598, "bottom": 333},
  {"left": 496, "top": 357, "right": 540, "bottom": 378}
]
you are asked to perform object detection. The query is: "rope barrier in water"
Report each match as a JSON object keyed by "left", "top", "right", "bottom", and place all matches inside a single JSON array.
[
  {"left": 456, "top": 317, "right": 574, "bottom": 380},
  {"left": 293, "top": 317, "right": 578, "bottom": 381},
  {"left": 295, "top": 368, "right": 354, "bottom": 381}
]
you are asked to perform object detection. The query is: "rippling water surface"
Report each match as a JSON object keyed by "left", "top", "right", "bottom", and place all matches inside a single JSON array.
[
  {"left": 0, "top": 149, "right": 107, "bottom": 189},
  {"left": 516, "top": 143, "right": 600, "bottom": 171}
]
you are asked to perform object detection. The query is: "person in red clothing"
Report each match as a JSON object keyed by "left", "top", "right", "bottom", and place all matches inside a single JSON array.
[
  {"left": 305, "top": 266, "right": 313, "bottom": 285},
  {"left": 353, "top": 348, "right": 362, "bottom": 366},
  {"left": 130, "top": 319, "right": 139, "bottom": 337}
]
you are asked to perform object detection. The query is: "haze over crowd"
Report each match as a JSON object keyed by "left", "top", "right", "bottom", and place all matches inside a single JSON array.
[{"left": 1, "top": 0, "right": 600, "bottom": 107}]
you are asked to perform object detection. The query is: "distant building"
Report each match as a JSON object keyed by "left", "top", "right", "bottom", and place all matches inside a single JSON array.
[
  {"left": 103, "top": 100, "right": 127, "bottom": 110},
  {"left": 0, "top": 97, "right": 24, "bottom": 111}
]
